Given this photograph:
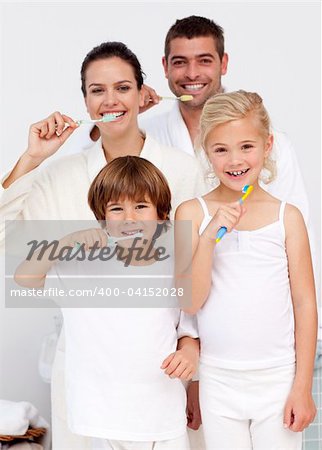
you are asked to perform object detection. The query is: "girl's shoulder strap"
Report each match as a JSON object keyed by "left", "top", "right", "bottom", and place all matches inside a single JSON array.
[
  {"left": 196, "top": 197, "right": 211, "bottom": 219},
  {"left": 278, "top": 201, "right": 287, "bottom": 240}
]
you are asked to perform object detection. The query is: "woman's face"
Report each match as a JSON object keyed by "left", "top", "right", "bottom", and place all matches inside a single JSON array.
[{"left": 84, "top": 57, "right": 144, "bottom": 137}]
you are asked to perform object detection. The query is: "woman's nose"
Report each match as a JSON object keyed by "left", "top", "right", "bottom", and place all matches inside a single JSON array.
[{"left": 102, "top": 90, "right": 118, "bottom": 107}]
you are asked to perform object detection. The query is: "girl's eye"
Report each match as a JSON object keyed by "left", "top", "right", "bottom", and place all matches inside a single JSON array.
[
  {"left": 214, "top": 147, "right": 227, "bottom": 153},
  {"left": 241, "top": 144, "right": 253, "bottom": 151}
]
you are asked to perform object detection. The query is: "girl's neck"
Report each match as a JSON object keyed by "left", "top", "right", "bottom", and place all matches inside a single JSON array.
[
  {"left": 214, "top": 180, "right": 263, "bottom": 203},
  {"left": 101, "top": 128, "right": 145, "bottom": 162}
]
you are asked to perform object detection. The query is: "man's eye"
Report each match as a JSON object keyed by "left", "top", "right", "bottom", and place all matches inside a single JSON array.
[
  {"left": 200, "top": 58, "right": 212, "bottom": 64},
  {"left": 172, "top": 60, "right": 185, "bottom": 66}
]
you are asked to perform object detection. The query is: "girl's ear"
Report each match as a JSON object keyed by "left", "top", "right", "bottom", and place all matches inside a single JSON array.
[{"left": 264, "top": 134, "right": 274, "bottom": 157}]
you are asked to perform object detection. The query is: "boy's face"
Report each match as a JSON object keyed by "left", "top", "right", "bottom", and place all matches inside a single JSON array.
[{"left": 105, "top": 197, "right": 160, "bottom": 247}]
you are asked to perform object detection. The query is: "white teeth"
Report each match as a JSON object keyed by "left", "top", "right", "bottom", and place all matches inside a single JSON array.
[
  {"left": 183, "top": 84, "right": 204, "bottom": 91},
  {"left": 103, "top": 112, "right": 124, "bottom": 117},
  {"left": 228, "top": 169, "right": 248, "bottom": 176}
]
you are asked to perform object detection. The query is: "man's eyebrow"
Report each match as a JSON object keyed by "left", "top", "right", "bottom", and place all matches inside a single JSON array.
[{"left": 170, "top": 53, "right": 215, "bottom": 62}]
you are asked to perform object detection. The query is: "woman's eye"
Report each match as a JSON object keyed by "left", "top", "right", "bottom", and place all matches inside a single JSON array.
[
  {"left": 91, "top": 88, "right": 104, "bottom": 94},
  {"left": 117, "top": 85, "right": 130, "bottom": 92}
]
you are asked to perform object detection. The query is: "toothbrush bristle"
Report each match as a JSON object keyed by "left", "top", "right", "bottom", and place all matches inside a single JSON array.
[
  {"left": 102, "top": 114, "right": 117, "bottom": 123},
  {"left": 242, "top": 184, "right": 250, "bottom": 193},
  {"left": 180, "top": 95, "right": 193, "bottom": 102}
]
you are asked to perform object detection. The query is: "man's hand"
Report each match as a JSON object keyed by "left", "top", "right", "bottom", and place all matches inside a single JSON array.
[
  {"left": 186, "top": 380, "right": 202, "bottom": 430},
  {"left": 139, "top": 84, "right": 160, "bottom": 114}
]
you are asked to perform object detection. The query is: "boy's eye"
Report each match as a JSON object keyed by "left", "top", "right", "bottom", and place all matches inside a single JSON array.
[
  {"left": 136, "top": 204, "right": 148, "bottom": 209},
  {"left": 109, "top": 206, "right": 123, "bottom": 212}
]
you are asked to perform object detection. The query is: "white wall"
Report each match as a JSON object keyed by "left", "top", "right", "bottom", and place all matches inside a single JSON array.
[{"left": 0, "top": 1, "right": 320, "bottom": 422}]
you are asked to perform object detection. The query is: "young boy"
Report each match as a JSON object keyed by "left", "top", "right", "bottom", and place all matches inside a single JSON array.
[{"left": 15, "top": 156, "right": 199, "bottom": 450}]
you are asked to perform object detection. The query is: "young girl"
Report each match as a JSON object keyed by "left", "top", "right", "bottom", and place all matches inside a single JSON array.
[
  {"left": 176, "top": 91, "right": 317, "bottom": 449},
  {"left": 15, "top": 155, "right": 199, "bottom": 450}
]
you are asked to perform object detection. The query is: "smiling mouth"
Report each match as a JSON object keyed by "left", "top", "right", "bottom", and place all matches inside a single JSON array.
[
  {"left": 121, "top": 229, "right": 143, "bottom": 236},
  {"left": 101, "top": 112, "right": 126, "bottom": 119},
  {"left": 181, "top": 83, "right": 206, "bottom": 92},
  {"left": 226, "top": 168, "right": 250, "bottom": 177}
]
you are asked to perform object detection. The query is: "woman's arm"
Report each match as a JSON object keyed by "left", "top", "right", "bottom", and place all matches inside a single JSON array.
[
  {"left": 3, "top": 112, "right": 77, "bottom": 188},
  {"left": 283, "top": 204, "right": 317, "bottom": 431}
]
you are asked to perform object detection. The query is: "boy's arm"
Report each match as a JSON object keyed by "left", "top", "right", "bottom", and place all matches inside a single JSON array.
[
  {"left": 15, "top": 228, "right": 107, "bottom": 288},
  {"left": 283, "top": 204, "right": 317, "bottom": 432}
]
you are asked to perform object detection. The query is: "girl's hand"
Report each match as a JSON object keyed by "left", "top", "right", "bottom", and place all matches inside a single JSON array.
[
  {"left": 61, "top": 228, "right": 108, "bottom": 252},
  {"left": 202, "top": 201, "right": 245, "bottom": 242},
  {"left": 283, "top": 388, "right": 316, "bottom": 432},
  {"left": 161, "top": 343, "right": 199, "bottom": 381},
  {"left": 26, "top": 111, "right": 78, "bottom": 164}
]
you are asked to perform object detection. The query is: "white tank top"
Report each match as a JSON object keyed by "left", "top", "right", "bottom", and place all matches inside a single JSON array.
[{"left": 197, "top": 197, "right": 295, "bottom": 370}]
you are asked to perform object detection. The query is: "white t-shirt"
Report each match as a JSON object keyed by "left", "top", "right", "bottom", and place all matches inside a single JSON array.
[{"left": 44, "top": 249, "right": 193, "bottom": 441}]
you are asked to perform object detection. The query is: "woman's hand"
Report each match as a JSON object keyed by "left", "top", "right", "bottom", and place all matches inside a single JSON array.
[
  {"left": 26, "top": 111, "right": 78, "bottom": 164},
  {"left": 202, "top": 201, "right": 245, "bottom": 243}
]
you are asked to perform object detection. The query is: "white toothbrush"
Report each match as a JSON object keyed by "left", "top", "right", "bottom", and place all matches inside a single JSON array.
[{"left": 76, "top": 113, "right": 119, "bottom": 126}]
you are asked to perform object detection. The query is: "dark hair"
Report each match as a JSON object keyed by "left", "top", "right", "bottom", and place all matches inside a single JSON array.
[
  {"left": 164, "top": 15, "right": 225, "bottom": 61},
  {"left": 88, "top": 156, "right": 171, "bottom": 222},
  {"left": 81, "top": 41, "right": 145, "bottom": 96}
]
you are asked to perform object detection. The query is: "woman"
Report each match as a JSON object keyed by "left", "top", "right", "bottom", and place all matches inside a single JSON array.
[{"left": 1, "top": 41, "right": 206, "bottom": 450}]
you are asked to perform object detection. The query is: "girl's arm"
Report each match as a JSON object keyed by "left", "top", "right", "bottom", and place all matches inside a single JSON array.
[
  {"left": 283, "top": 204, "right": 317, "bottom": 432},
  {"left": 175, "top": 198, "right": 244, "bottom": 314},
  {"left": 14, "top": 228, "right": 108, "bottom": 288}
]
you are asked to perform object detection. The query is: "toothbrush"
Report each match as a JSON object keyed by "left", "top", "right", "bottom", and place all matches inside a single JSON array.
[
  {"left": 72, "top": 231, "right": 143, "bottom": 253},
  {"left": 215, "top": 185, "right": 254, "bottom": 244},
  {"left": 76, "top": 113, "right": 119, "bottom": 126},
  {"left": 160, "top": 95, "right": 193, "bottom": 102}
]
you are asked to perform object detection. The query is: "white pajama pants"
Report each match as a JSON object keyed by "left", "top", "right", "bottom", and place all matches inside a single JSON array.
[
  {"left": 91, "top": 433, "right": 190, "bottom": 450},
  {"left": 199, "top": 362, "right": 302, "bottom": 450}
]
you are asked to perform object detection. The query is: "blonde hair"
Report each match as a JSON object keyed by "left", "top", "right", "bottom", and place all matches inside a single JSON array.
[{"left": 199, "top": 90, "right": 276, "bottom": 184}]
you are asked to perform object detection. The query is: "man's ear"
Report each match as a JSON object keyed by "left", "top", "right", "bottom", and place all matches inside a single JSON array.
[
  {"left": 221, "top": 53, "right": 229, "bottom": 76},
  {"left": 162, "top": 56, "right": 169, "bottom": 79}
]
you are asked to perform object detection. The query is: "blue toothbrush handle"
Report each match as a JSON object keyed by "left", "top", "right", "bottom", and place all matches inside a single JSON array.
[{"left": 215, "top": 226, "right": 227, "bottom": 243}]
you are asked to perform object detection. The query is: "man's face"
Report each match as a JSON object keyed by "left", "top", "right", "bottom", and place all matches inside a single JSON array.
[{"left": 163, "top": 36, "right": 228, "bottom": 109}]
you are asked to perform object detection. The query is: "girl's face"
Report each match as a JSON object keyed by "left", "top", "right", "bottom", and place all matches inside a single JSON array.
[
  {"left": 84, "top": 57, "right": 145, "bottom": 137},
  {"left": 205, "top": 114, "right": 273, "bottom": 191},
  {"left": 105, "top": 197, "right": 161, "bottom": 247}
]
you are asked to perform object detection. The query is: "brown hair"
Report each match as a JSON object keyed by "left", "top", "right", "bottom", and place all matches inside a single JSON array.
[
  {"left": 164, "top": 15, "right": 225, "bottom": 61},
  {"left": 88, "top": 156, "right": 171, "bottom": 221}
]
